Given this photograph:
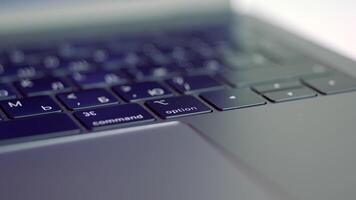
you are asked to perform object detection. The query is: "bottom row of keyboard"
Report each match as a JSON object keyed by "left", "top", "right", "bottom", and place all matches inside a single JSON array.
[{"left": 0, "top": 91, "right": 268, "bottom": 141}]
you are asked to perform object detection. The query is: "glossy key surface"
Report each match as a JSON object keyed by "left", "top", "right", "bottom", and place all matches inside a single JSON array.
[
  {"left": 113, "top": 81, "right": 172, "bottom": 102},
  {"left": 0, "top": 113, "right": 80, "bottom": 141},
  {"left": 167, "top": 75, "right": 223, "bottom": 94},
  {"left": 70, "top": 71, "right": 128, "bottom": 89},
  {"left": 58, "top": 89, "right": 118, "bottom": 110},
  {"left": 200, "top": 89, "right": 266, "bottom": 111},
  {"left": 146, "top": 95, "right": 211, "bottom": 119},
  {"left": 0, "top": 96, "right": 62, "bottom": 118},
  {"left": 0, "top": 84, "right": 17, "bottom": 100},
  {"left": 74, "top": 104, "right": 155, "bottom": 130},
  {"left": 263, "top": 87, "right": 317, "bottom": 103},
  {"left": 303, "top": 74, "right": 356, "bottom": 95},
  {"left": 252, "top": 80, "right": 302, "bottom": 93},
  {"left": 221, "top": 65, "right": 330, "bottom": 87},
  {"left": 14, "top": 77, "right": 70, "bottom": 96}
]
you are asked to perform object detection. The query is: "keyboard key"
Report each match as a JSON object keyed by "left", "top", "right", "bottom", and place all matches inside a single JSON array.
[
  {"left": 0, "top": 64, "right": 44, "bottom": 81},
  {"left": 0, "top": 84, "right": 17, "bottom": 100},
  {"left": 200, "top": 89, "right": 266, "bottom": 111},
  {"left": 74, "top": 104, "right": 155, "bottom": 130},
  {"left": 252, "top": 80, "right": 302, "bottom": 93},
  {"left": 0, "top": 96, "right": 62, "bottom": 118},
  {"left": 14, "top": 77, "right": 70, "bottom": 96},
  {"left": 58, "top": 89, "right": 118, "bottom": 110},
  {"left": 263, "top": 87, "right": 317, "bottom": 103},
  {"left": 221, "top": 64, "right": 330, "bottom": 87},
  {"left": 146, "top": 96, "right": 211, "bottom": 119},
  {"left": 70, "top": 71, "right": 129, "bottom": 89},
  {"left": 167, "top": 75, "right": 223, "bottom": 94},
  {"left": 125, "top": 66, "right": 180, "bottom": 80},
  {"left": 181, "top": 59, "right": 227, "bottom": 75},
  {"left": 0, "top": 113, "right": 80, "bottom": 141},
  {"left": 113, "top": 81, "right": 172, "bottom": 102},
  {"left": 302, "top": 74, "right": 356, "bottom": 95},
  {"left": 225, "top": 52, "right": 272, "bottom": 70}
]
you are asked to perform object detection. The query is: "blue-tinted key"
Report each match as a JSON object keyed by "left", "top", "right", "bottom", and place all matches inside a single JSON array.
[
  {"left": 125, "top": 66, "right": 180, "bottom": 80},
  {"left": 167, "top": 75, "right": 223, "bottom": 94},
  {"left": 0, "top": 84, "right": 17, "bottom": 100},
  {"left": 70, "top": 71, "right": 128, "bottom": 89},
  {"left": 14, "top": 77, "right": 71, "bottom": 96},
  {"left": 0, "top": 64, "right": 44, "bottom": 81},
  {"left": 113, "top": 81, "right": 172, "bottom": 102},
  {"left": 145, "top": 95, "right": 211, "bottom": 119},
  {"left": 0, "top": 113, "right": 80, "bottom": 141},
  {"left": 58, "top": 89, "right": 118, "bottom": 110},
  {"left": 0, "top": 96, "right": 62, "bottom": 118},
  {"left": 74, "top": 104, "right": 155, "bottom": 130},
  {"left": 41, "top": 57, "right": 95, "bottom": 75}
]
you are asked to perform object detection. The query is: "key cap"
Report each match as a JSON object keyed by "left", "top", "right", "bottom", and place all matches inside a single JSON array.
[
  {"left": 221, "top": 64, "right": 330, "bottom": 87},
  {"left": 145, "top": 96, "right": 211, "bottom": 119},
  {"left": 167, "top": 75, "right": 223, "bottom": 94},
  {"left": 70, "top": 71, "right": 129, "bottom": 89},
  {"left": 182, "top": 59, "right": 227, "bottom": 75},
  {"left": 125, "top": 66, "right": 180, "bottom": 80},
  {"left": 263, "top": 87, "right": 317, "bottom": 103},
  {"left": 74, "top": 104, "right": 155, "bottom": 130},
  {"left": 0, "top": 113, "right": 80, "bottom": 141},
  {"left": 252, "top": 80, "right": 302, "bottom": 93},
  {"left": 58, "top": 89, "right": 118, "bottom": 110},
  {"left": 0, "top": 84, "right": 17, "bottom": 100},
  {"left": 302, "top": 74, "right": 356, "bottom": 95},
  {"left": 225, "top": 52, "right": 272, "bottom": 70},
  {"left": 0, "top": 64, "right": 44, "bottom": 81},
  {"left": 200, "top": 89, "right": 266, "bottom": 111},
  {"left": 41, "top": 57, "right": 95, "bottom": 75},
  {"left": 14, "top": 77, "right": 70, "bottom": 96},
  {"left": 0, "top": 96, "right": 62, "bottom": 118},
  {"left": 113, "top": 81, "right": 172, "bottom": 102}
]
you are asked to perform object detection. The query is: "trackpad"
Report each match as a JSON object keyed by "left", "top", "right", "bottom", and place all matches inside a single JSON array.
[{"left": 0, "top": 122, "right": 278, "bottom": 200}]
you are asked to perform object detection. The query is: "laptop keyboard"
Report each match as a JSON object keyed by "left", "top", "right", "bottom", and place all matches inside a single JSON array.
[{"left": 1, "top": 26, "right": 356, "bottom": 143}]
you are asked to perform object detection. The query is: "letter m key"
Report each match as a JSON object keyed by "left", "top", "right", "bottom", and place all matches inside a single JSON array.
[{"left": 8, "top": 101, "right": 22, "bottom": 108}]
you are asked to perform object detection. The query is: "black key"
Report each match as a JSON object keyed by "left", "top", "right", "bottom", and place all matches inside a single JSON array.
[
  {"left": 167, "top": 75, "right": 223, "bottom": 94},
  {"left": 0, "top": 96, "right": 62, "bottom": 118},
  {"left": 221, "top": 64, "right": 330, "bottom": 87},
  {"left": 200, "top": 89, "right": 266, "bottom": 111},
  {"left": 252, "top": 80, "right": 302, "bottom": 93},
  {"left": 0, "top": 113, "right": 80, "bottom": 141},
  {"left": 263, "top": 87, "right": 317, "bottom": 103},
  {"left": 146, "top": 96, "right": 211, "bottom": 119},
  {"left": 74, "top": 104, "right": 155, "bottom": 130},
  {"left": 302, "top": 74, "right": 356, "bottom": 95},
  {"left": 14, "top": 77, "right": 70, "bottom": 96},
  {"left": 0, "top": 84, "right": 17, "bottom": 100},
  {"left": 58, "top": 89, "right": 118, "bottom": 110},
  {"left": 113, "top": 81, "right": 172, "bottom": 102},
  {"left": 70, "top": 71, "right": 128, "bottom": 89}
]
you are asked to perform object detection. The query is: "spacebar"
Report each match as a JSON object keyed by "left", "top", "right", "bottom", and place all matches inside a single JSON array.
[{"left": 0, "top": 113, "right": 80, "bottom": 141}]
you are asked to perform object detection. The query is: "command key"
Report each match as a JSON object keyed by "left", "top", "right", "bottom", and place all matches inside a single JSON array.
[{"left": 74, "top": 104, "right": 155, "bottom": 130}]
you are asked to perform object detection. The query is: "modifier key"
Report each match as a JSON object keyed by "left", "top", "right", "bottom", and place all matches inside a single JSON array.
[
  {"left": 0, "top": 113, "right": 80, "bottom": 141},
  {"left": 74, "top": 104, "right": 155, "bottom": 130}
]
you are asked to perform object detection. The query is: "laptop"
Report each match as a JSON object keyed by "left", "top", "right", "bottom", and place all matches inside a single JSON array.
[{"left": 1, "top": 0, "right": 356, "bottom": 199}]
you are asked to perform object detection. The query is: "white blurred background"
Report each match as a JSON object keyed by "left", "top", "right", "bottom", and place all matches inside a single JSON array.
[{"left": 233, "top": 0, "right": 356, "bottom": 60}]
